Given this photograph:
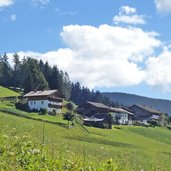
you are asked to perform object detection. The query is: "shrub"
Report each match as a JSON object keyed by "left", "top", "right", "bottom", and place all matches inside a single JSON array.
[
  {"left": 48, "top": 109, "right": 56, "bottom": 116},
  {"left": 15, "top": 99, "right": 29, "bottom": 112},
  {"left": 39, "top": 108, "right": 47, "bottom": 115},
  {"left": 31, "top": 108, "right": 39, "bottom": 113},
  {"left": 148, "top": 119, "right": 159, "bottom": 127}
]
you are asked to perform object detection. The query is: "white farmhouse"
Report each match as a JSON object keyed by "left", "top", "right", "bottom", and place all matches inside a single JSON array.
[
  {"left": 111, "top": 107, "right": 134, "bottom": 125},
  {"left": 23, "top": 90, "right": 63, "bottom": 113}
]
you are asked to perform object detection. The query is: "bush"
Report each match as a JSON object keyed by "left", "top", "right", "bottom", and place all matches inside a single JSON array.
[
  {"left": 15, "top": 99, "right": 29, "bottom": 112},
  {"left": 39, "top": 108, "right": 47, "bottom": 115},
  {"left": 148, "top": 119, "right": 159, "bottom": 127},
  {"left": 48, "top": 109, "right": 56, "bottom": 116}
]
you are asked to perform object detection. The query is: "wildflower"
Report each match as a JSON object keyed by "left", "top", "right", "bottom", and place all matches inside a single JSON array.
[
  {"left": 28, "top": 141, "right": 32, "bottom": 144},
  {"left": 31, "top": 148, "right": 41, "bottom": 154},
  {"left": 9, "top": 152, "right": 15, "bottom": 156}
]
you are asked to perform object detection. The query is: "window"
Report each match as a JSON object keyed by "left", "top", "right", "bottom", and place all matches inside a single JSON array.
[
  {"left": 30, "top": 101, "right": 33, "bottom": 105},
  {"left": 34, "top": 101, "right": 36, "bottom": 105},
  {"left": 41, "top": 101, "right": 44, "bottom": 104}
]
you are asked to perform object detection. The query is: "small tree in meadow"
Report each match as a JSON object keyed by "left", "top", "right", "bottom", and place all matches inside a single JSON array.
[
  {"left": 63, "top": 112, "right": 75, "bottom": 128},
  {"left": 63, "top": 102, "right": 75, "bottom": 128}
]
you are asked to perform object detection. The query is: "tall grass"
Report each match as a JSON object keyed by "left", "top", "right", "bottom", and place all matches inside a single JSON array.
[{"left": 1, "top": 111, "right": 171, "bottom": 170}]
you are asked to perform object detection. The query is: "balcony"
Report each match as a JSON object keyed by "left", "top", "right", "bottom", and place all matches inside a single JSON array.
[{"left": 48, "top": 103, "right": 62, "bottom": 109}]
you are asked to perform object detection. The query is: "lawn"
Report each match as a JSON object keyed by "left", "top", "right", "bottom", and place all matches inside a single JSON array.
[
  {"left": 1, "top": 111, "right": 171, "bottom": 170},
  {"left": 1, "top": 86, "right": 171, "bottom": 170},
  {"left": 0, "top": 86, "right": 20, "bottom": 97}
]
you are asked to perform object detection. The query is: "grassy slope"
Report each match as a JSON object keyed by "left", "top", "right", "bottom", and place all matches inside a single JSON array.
[
  {"left": 1, "top": 111, "right": 171, "bottom": 170},
  {"left": 0, "top": 87, "right": 171, "bottom": 170},
  {"left": 0, "top": 86, "right": 19, "bottom": 97}
]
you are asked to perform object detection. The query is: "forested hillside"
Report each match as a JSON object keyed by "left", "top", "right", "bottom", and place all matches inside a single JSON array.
[
  {"left": 0, "top": 53, "right": 116, "bottom": 106},
  {"left": 103, "top": 92, "right": 171, "bottom": 115}
]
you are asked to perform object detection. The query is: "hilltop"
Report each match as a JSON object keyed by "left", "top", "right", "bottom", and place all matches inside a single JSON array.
[{"left": 102, "top": 92, "right": 171, "bottom": 115}]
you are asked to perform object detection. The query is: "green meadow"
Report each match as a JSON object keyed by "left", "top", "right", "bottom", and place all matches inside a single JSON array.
[
  {"left": 0, "top": 86, "right": 20, "bottom": 97},
  {"left": 1, "top": 86, "right": 171, "bottom": 170},
  {"left": 1, "top": 111, "right": 171, "bottom": 170}
]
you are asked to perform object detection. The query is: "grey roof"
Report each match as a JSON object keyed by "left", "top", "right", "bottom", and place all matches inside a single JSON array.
[
  {"left": 111, "top": 107, "right": 134, "bottom": 115},
  {"left": 131, "top": 104, "right": 163, "bottom": 115},
  {"left": 24, "top": 90, "right": 58, "bottom": 97},
  {"left": 86, "top": 101, "right": 110, "bottom": 109}
]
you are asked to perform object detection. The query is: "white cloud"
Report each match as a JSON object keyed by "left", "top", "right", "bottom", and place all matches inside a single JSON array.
[
  {"left": 10, "top": 14, "right": 16, "bottom": 22},
  {"left": 113, "top": 6, "right": 146, "bottom": 25},
  {"left": 32, "top": 0, "right": 49, "bottom": 5},
  {"left": 8, "top": 24, "right": 161, "bottom": 89},
  {"left": 155, "top": 0, "right": 171, "bottom": 13},
  {"left": 0, "top": 0, "right": 13, "bottom": 7},
  {"left": 146, "top": 47, "right": 171, "bottom": 91},
  {"left": 120, "top": 6, "right": 137, "bottom": 15}
]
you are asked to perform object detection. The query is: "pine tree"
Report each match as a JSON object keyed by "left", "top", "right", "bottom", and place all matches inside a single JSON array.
[
  {"left": 70, "top": 82, "right": 82, "bottom": 105},
  {"left": 21, "top": 58, "right": 48, "bottom": 92},
  {"left": 63, "top": 72, "right": 72, "bottom": 100},
  {"left": 13, "top": 53, "right": 21, "bottom": 88},
  {"left": 0, "top": 53, "right": 13, "bottom": 87}
]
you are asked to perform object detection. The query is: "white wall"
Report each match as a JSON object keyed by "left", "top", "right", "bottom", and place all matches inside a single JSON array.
[
  {"left": 119, "top": 113, "right": 128, "bottom": 124},
  {"left": 28, "top": 100, "right": 49, "bottom": 111},
  {"left": 28, "top": 100, "right": 62, "bottom": 113}
]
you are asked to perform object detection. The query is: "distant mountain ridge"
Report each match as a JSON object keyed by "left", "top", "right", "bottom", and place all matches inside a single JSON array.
[{"left": 102, "top": 92, "right": 171, "bottom": 115}]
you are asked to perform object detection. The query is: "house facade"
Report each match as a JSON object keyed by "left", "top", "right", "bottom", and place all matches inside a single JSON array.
[
  {"left": 77, "top": 101, "right": 112, "bottom": 128},
  {"left": 110, "top": 108, "right": 134, "bottom": 125},
  {"left": 24, "top": 90, "right": 63, "bottom": 113},
  {"left": 129, "top": 104, "right": 162, "bottom": 122}
]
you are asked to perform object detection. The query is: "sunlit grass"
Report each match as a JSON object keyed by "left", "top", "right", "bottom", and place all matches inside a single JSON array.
[
  {"left": 0, "top": 86, "right": 19, "bottom": 97},
  {"left": 1, "top": 111, "right": 171, "bottom": 170}
]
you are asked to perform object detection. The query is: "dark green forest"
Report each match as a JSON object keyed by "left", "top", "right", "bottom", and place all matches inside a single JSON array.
[{"left": 0, "top": 53, "right": 116, "bottom": 107}]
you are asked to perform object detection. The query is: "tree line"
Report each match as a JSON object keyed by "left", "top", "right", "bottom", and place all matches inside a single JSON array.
[{"left": 0, "top": 53, "right": 117, "bottom": 107}]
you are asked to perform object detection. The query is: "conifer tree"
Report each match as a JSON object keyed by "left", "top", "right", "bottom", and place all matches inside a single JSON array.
[{"left": 13, "top": 53, "right": 21, "bottom": 88}]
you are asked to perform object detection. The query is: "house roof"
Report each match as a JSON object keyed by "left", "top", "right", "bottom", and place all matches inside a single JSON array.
[
  {"left": 23, "top": 90, "right": 58, "bottom": 97},
  {"left": 111, "top": 107, "right": 134, "bottom": 115},
  {"left": 130, "top": 104, "right": 163, "bottom": 115},
  {"left": 86, "top": 101, "right": 110, "bottom": 109}
]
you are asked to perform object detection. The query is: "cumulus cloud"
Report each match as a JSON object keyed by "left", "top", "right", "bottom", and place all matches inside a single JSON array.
[
  {"left": 155, "top": 0, "right": 171, "bottom": 13},
  {"left": 0, "top": 0, "right": 13, "bottom": 7},
  {"left": 113, "top": 6, "right": 146, "bottom": 25},
  {"left": 146, "top": 47, "right": 171, "bottom": 91},
  {"left": 8, "top": 24, "right": 161, "bottom": 89}
]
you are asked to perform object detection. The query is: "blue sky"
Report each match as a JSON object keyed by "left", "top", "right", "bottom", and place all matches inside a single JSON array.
[{"left": 1, "top": 0, "right": 171, "bottom": 100}]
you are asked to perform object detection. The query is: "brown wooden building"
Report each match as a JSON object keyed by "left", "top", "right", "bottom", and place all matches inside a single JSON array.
[{"left": 129, "top": 104, "right": 163, "bottom": 122}]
